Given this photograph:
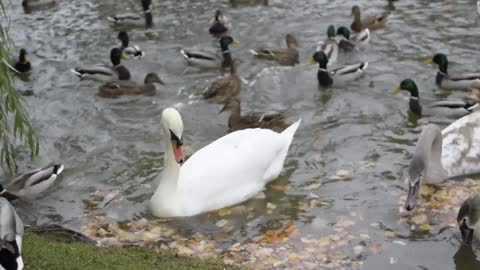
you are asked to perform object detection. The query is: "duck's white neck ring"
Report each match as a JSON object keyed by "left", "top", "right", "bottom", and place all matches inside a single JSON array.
[
  {"left": 318, "top": 68, "right": 328, "bottom": 72},
  {"left": 410, "top": 96, "right": 419, "bottom": 100},
  {"left": 438, "top": 70, "right": 447, "bottom": 76}
]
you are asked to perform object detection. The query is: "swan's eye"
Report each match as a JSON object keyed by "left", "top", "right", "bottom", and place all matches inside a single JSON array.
[{"left": 170, "top": 130, "right": 183, "bottom": 146}]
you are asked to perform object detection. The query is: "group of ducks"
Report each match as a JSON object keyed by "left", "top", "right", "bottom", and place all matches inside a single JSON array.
[{"left": 4, "top": 0, "right": 480, "bottom": 269}]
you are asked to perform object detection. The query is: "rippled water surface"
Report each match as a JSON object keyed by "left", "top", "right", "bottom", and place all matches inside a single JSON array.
[{"left": 4, "top": 0, "right": 480, "bottom": 269}]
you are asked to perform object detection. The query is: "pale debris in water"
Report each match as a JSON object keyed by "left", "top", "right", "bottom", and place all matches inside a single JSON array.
[
  {"left": 359, "top": 160, "right": 376, "bottom": 170},
  {"left": 216, "top": 219, "right": 229, "bottom": 227},
  {"left": 329, "top": 170, "right": 353, "bottom": 180},
  {"left": 354, "top": 245, "right": 364, "bottom": 255}
]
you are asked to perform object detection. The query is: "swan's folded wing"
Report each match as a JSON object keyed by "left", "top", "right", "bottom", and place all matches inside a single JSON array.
[
  {"left": 177, "top": 128, "right": 286, "bottom": 215},
  {"left": 441, "top": 112, "right": 480, "bottom": 177}
]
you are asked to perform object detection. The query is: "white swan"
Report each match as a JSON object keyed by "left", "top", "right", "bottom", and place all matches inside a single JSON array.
[
  {"left": 404, "top": 111, "right": 480, "bottom": 211},
  {"left": 149, "top": 108, "right": 301, "bottom": 217}
]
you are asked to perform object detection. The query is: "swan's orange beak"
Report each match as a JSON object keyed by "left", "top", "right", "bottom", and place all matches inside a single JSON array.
[{"left": 171, "top": 140, "right": 184, "bottom": 164}]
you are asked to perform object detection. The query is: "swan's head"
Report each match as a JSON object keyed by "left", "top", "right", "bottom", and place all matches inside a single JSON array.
[
  {"left": 161, "top": 108, "right": 184, "bottom": 164},
  {"left": 458, "top": 193, "right": 480, "bottom": 246},
  {"left": 404, "top": 156, "right": 424, "bottom": 212}
]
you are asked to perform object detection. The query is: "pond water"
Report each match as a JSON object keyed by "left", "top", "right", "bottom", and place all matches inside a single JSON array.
[{"left": 4, "top": 0, "right": 480, "bottom": 269}]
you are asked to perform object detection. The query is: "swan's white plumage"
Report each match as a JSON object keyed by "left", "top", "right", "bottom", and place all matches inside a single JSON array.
[
  {"left": 441, "top": 111, "right": 480, "bottom": 178},
  {"left": 150, "top": 108, "right": 300, "bottom": 217}
]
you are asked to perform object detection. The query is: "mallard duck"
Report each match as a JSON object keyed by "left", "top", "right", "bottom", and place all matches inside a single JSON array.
[
  {"left": 250, "top": 34, "right": 299, "bottom": 66},
  {"left": 393, "top": 79, "right": 478, "bottom": 117},
  {"left": 118, "top": 31, "right": 145, "bottom": 59},
  {"left": 180, "top": 36, "right": 239, "bottom": 69},
  {"left": 336, "top": 26, "right": 370, "bottom": 51},
  {"left": 209, "top": 9, "right": 230, "bottom": 35},
  {"left": 149, "top": 107, "right": 300, "bottom": 217},
  {"left": 457, "top": 192, "right": 480, "bottom": 245},
  {"left": 203, "top": 59, "right": 241, "bottom": 104},
  {"left": 308, "top": 51, "right": 368, "bottom": 87},
  {"left": 220, "top": 99, "right": 287, "bottom": 132},
  {"left": 98, "top": 73, "right": 163, "bottom": 97},
  {"left": 22, "top": 0, "right": 55, "bottom": 9},
  {"left": 316, "top": 25, "right": 339, "bottom": 66},
  {"left": 424, "top": 53, "right": 480, "bottom": 90},
  {"left": 0, "top": 197, "right": 24, "bottom": 270},
  {"left": 350, "top": 5, "right": 388, "bottom": 33},
  {"left": 403, "top": 114, "right": 480, "bottom": 211},
  {"left": 5, "top": 163, "right": 64, "bottom": 199},
  {"left": 13, "top": 49, "right": 31, "bottom": 74},
  {"left": 107, "top": 0, "right": 153, "bottom": 27},
  {"left": 71, "top": 48, "right": 130, "bottom": 82}
]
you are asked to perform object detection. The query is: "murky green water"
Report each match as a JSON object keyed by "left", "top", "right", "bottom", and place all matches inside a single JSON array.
[{"left": 4, "top": 0, "right": 480, "bottom": 269}]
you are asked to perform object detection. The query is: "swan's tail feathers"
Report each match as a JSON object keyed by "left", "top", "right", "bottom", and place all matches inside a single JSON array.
[
  {"left": 281, "top": 119, "right": 301, "bottom": 144},
  {"left": 262, "top": 119, "right": 301, "bottom": 183}
]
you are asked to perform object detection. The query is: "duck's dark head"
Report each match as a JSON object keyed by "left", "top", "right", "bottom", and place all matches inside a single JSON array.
[
  {"left": 142, "top": 0, "right": 151, "bottom": 11},
  {"left": 336, "top": 26, "right": 351, "bottom": 40},
  {"left": 393, "top": 79, "right": 419, "bottom": 98},
  {"left": 425, "top": 53, "right": 448, "bottom": 73},
  {"left": 326, "top": 25, "right": 336, "bottom": 39},
  {"left": 214, "top": 9, "right": 224, "bottom": 21},
  {"left": 18, "top": 49, "right": 29, "bottom": 64},
  {"left": 309, "top": 51, "right": 329, "bottom": 69},
  {"left": 118, "top": 31, "right": 129, "bottom": 47},
  {"left": 219, "top": 36, "right": 240, "bottom": 48}
]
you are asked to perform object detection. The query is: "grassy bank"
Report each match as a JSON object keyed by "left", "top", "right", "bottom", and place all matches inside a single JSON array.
[{"left": 22, "top": 232, "right": 235, "bottom": 270}]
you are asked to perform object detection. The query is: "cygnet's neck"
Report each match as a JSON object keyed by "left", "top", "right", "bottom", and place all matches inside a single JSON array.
[{"left": 414, "top": 125, "right": 448, "bottom": 184}]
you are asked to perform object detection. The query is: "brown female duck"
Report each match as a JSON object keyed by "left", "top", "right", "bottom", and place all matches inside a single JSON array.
[
  {"left": 350, "top": 5, "right": 388, "bottom": 33},
  {"left": 220, "top": 99, "right": 287, "bottom": 132},
  {"left": 98, "top": 73, "right": 163, "bottom": 97},
  {"left": 203, "top": 59, "right": 241, "bottom": 104},
  {"left": 249, "top": 34, "right": 299, "bottom": 66}
]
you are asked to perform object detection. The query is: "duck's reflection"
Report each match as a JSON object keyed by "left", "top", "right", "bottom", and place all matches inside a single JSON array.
[{"left": 454, "top": 245, "right": 480, "bottom": 270}]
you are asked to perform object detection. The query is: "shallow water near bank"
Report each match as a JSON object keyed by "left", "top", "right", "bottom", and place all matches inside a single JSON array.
[{"left": 4, "top": 0, "right": 480, "bottom": 269}]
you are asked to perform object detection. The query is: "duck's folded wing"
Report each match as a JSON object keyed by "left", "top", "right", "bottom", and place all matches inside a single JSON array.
[
  {"left": 449, "top": 73, "right": 480, "bottom": 81},
  {"left": 180, "top": 49, "right": 217, "bottom": 60},
  {"left": 124, "top": 46, "right": 145, "bottom": 58},
  {"left": 6, "top": 165, "right": 58, "bottom": 192},
  {"left": 338, "top": 39, "right": 355, "bottom": 52},
  {"left": 107, "top": 13, "right": 142, "bottom": 22},
  {"left": 351, "top": 29, "right": 370, "bottom": 43},
  {"left": 72, "top": 65, "right": 113, "bottom": 76},
  {"left": 429, "top": 100, "right": 471, "bottom": 109},
  {"left": 203, "top": 77, "right": 231, "bottom": 99},
  {"left": 331, "top": 62, "right": 368, "bottom": 76},
  {"left": 177, "top": 129, "right": 286, "bottom": 214}
]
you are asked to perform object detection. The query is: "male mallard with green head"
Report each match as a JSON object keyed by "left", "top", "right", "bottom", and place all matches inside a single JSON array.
[
  {"left": 71, "top": 48, "right": 130, "bottom": 82},
  {"left": 425, "top": 53, "right": 480, "bottom": 90},
  {"left": 181, "top": 36, "right": 239, "bottom": 69},
  {"left": 393, "top": 79, "right": 478, "bottom": 117},
  {"left": 308, "top": 51, "right": 368, "bottom": 87}
]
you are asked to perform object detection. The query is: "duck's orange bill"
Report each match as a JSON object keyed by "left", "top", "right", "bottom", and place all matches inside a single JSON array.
[{"left": 171, "top": 140, "right": 184, "bottom": 164}]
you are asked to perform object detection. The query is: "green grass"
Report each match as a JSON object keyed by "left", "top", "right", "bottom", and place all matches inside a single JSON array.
[{"left": 23, "top": 232, "right": 235, "bottom": 270}]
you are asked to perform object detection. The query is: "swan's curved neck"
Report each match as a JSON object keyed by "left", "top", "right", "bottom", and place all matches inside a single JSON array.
[
  {"left": 415, "top": 126, "right": 448, "bottom": 184},
  {"left": 150, "top": 128, "right": 180, "bottom": 215}
]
